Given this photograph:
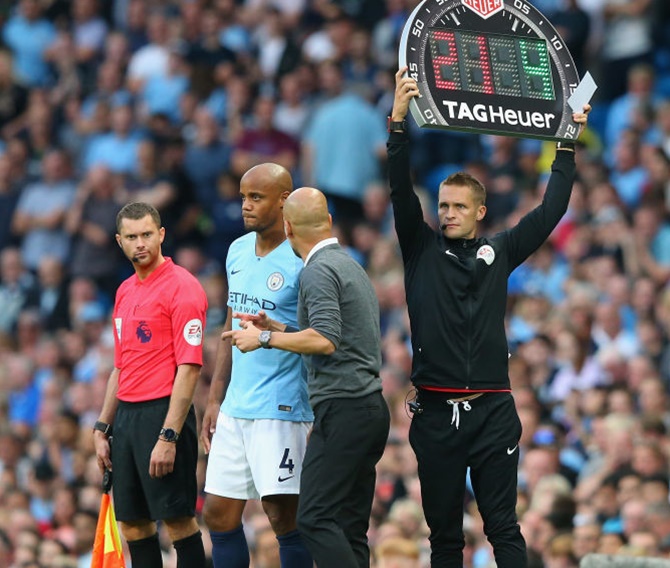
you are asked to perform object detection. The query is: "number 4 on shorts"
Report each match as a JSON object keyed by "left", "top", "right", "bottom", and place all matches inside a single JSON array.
[{"left": 279, "top": 448, "right": 294, "bottom": 475}]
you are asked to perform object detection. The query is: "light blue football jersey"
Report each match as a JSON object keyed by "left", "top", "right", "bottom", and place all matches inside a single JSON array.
[{"left": 222, "top": 232, "right": 313, "bottom": 421}]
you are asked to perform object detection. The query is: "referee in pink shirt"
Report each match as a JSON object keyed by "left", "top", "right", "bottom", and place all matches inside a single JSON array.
[{"left": 93, "top": 202, "right": 208, "bottom": 568}]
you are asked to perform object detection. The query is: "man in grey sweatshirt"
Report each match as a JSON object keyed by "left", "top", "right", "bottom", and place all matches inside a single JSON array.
[{"left": 223, "top": 187, "right": 390, "bottom": 568}]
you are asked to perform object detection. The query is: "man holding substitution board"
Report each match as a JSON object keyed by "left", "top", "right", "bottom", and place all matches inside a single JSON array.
[{"left": 387, "top": 65, "right": 590, "bottom": 567}]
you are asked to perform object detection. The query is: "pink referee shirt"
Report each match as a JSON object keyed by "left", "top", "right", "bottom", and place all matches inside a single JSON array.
[{"left": 113, "top": 258, "right": 208, "bottom": 402}]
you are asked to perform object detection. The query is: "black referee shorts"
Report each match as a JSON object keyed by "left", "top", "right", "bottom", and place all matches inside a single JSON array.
[{"left": 112, "top": 397, "right": 198, "bottom": 522}]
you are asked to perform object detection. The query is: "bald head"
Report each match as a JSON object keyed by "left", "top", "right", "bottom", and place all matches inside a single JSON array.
[
  {"left": 241, "top": 163, "right": 292, "bottom": 196},
  {"left": 283, "top": 187, "right": 333, "bottom": 258},
  {"left": 284, "top": 187, "right": 330, "bottom": 233}
]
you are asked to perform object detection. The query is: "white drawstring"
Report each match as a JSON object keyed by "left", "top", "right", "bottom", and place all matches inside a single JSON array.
[{"left": 447, "top": 400, "right": 472, "bottom": 429}]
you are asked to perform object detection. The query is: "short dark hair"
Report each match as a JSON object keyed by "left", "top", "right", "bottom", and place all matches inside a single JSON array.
[
  {"left": 116, "top": 202, "right": 161, "bottom": 233},
  {"left": 441, "top": 172, "right": 487, "bottom": 205}
]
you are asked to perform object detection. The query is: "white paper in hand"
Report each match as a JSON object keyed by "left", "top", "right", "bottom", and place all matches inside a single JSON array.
[{"left": 568, "top": 72, "right": 597, "bottom": 112}]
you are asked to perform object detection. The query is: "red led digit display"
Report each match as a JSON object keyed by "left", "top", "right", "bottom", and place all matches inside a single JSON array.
[
  {"left": 428, "top": 29, "right": 554, "bottom": 100},
  {"left": 430, "top": 31, "right": 461, "bottom": 90},
  {"left": 459, "top": 32, "right": 495, "bottom": 94}
]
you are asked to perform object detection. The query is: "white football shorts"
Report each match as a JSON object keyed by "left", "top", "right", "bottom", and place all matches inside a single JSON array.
[{"left": 204, "top": 412, "right": 312, "bottom": 500}]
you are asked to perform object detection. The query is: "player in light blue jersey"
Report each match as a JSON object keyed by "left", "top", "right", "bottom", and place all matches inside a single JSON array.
[
  {"left": 201, "top": 163, "right": 313, "bottom": 568},
  {"left": 222, "top": 234, "right": 311, "bottom": 422}
]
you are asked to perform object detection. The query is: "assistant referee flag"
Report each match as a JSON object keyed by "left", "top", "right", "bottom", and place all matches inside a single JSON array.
[{"left": 91, "top": 470, "right": 126, "bottom": 568}]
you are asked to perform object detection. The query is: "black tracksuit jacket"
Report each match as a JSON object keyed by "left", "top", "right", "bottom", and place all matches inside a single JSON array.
[{"left": 387, "top": 131, "right": 576, "bottom": 391}]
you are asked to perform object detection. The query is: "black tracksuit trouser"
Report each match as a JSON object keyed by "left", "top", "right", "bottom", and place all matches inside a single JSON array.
[
  {"left": 297, "top": 391, "right": 390, "bottom": 568},
  {"left": 409, "top": 391, "right": 527, "bottom": 568}
]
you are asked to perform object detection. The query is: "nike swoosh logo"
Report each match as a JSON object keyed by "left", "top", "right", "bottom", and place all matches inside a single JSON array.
[
  {"left": 445, "top": 250, "right": 458, "bottom": 258},
  {"left": 507, "top": 445, "right": 518, "bottom": 455},
  {"left": 278, "top": 475, "right": 294, "bottom": 482},
  {"left": 231, "top": 269, "right": 242, "bottom": 275}
]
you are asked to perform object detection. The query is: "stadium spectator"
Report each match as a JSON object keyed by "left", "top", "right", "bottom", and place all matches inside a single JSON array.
[
  {"left": 0, "top": 247, "right": 34, "bottom": 334},
  {"left": 0, "top": 50, "right": 28, "bottom": 140},
  {"left": 126, "top": 10, "right": 172, "bottom": 93},
  {"left": 600, "top": 0, "right": 654, "bottom": 102},
  {"left": 83, "top": 103, "right": 142, "bottom": 175},
  {"left": 11, "top": 150, "right": 76, "bottom": 272},
  {"left": 2, "top": 0, "right": 57, "bottom": 88},
  {"left": 302, "top": 60, "right": 387, "bottom": 225},
  {"left": 140, "top": 43, "right": 190, "bottom": 125},
  {"left": 183, "top": 106, "right": 231, "bottom": 210},
  {"left": 229, "top": 95, "right": 300, "bottom": 179},
  {"left": 24, "top": 256, "right": 70, "bottom": 333},
  {"left": 65, "top": 164, "right": 123, "bottom": 301}
]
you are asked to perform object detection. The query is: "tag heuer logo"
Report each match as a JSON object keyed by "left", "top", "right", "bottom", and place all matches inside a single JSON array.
[{"left": 463, "top": 0, "right": 504, "bottom": 19}]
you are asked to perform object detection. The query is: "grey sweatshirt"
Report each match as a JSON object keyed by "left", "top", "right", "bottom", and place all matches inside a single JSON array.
[{"left": 297, "top": 243, "right": 382, "bottom": 408}]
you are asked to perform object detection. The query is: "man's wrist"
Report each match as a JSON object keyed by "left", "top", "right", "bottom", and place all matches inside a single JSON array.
[
  {"left": 388, "top": 116, "right": 407, "bottom": 133},
  {"left": 556, "top": 141, "right": 576, "bottom": 152},
  {"left": 93, "top": 420, "right": 112, "bottom": 438},
  {"left": 158, "top": 427, "right": 180, "bottom": 443},
  {"left": 258, "top": 330, "right": 273, "bottom": 349}
]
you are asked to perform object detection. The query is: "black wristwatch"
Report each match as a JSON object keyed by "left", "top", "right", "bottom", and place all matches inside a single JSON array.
[
  {"left": 387, "top": 116, "right": 407, "bottom": 133},
  {"left": 93, "top": 420, "right": 112, "bottom": 437},
  {"left": 159, "top": 427, "right": 180, "bottom": 443},
  {"left": 258, "top": 330, "right": 272, "bottom": 349},
  {"left": 556, "top": 141, "right": 576, "bottom": 152}
]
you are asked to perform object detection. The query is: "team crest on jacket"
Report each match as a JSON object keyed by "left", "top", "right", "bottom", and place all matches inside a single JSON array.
[
  {"left": 267, "top": 272, "right": 284, "bottom": 291},
  {"left": 476, "top": 245, "right": 495, "bottom": 266}
]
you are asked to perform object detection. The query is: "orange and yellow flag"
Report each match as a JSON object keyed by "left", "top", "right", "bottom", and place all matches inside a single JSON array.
[{"left": 91, "top": 493, "right": 126, "bottom": 568}]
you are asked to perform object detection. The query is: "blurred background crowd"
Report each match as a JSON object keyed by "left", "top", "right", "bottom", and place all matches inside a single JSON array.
[{"left": 0, "top": 0, "right": 669, "bottom": 566}]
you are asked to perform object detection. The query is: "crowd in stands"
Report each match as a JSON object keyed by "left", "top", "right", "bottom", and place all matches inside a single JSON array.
[{"left": 0, "top": 0, "right": 669, "bottom": 566}]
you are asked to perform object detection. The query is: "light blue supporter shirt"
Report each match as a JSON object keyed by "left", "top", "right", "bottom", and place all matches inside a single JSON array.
[
  {"left": 84, "top": 132, "right": 142, "bottom": 175},
  {"left": 3, "top": 14, "right": 57, "bottom": 87},
  {"left": 304, "top": 92, "right": 387, "bottom": 201},
  {"left": 222, "top": 233, "right": 313, "bottom": 422}
]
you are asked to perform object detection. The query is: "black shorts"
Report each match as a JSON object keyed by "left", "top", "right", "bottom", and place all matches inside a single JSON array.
[{"left": 112, "top": 397, "right": 198, "bottom": 522}]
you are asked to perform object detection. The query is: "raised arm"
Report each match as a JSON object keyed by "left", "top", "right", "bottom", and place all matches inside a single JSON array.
[
  {"left": 387, "top": 68, "right": 431, "bottom": 258},
  {"left": 506, "top": 105, "right": 591, "bottom": 269}
]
